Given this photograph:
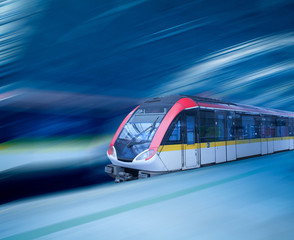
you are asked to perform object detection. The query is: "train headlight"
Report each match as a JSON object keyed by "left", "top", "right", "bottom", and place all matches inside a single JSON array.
[
  {"left": 107, "top": 145, "right": 117, "bottom": 159},
  {"left": 135, "top": 149, "right": 156, "bottom": 161}
]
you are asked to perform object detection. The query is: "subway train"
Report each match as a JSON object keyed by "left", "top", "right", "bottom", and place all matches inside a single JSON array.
[{"left": 105, "top": 95, "right": 294, "bottom": 182}]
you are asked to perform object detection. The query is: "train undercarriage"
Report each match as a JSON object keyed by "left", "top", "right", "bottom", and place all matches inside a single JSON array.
[{"left": 105, "top": 164, "right": 164, "bottom": 183}]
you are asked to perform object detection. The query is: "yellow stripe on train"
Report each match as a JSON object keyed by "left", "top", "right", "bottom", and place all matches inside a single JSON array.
[{"left": 160, "top": 136, "right": 294, "bottom": 152}]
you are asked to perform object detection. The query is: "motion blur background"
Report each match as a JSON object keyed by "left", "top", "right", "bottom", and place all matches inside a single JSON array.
[
  {"left": 1, "top": 1, "right": 294, "bottom": 239},
  {"left": 1, "top": 0, "right": 294, "bottom": 200}
]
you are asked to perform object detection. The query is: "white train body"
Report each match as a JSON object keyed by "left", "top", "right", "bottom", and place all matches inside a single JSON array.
[{"left": 105, "top": 95, "right": 294, "bottom": 182}]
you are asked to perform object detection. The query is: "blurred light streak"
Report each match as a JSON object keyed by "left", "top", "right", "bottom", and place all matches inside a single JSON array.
[
  {"left": 89, "top": 0, "right": 147, "bottom": 21},
  {"left": 241, "top": 84, "right": 293, "bottom": 106},
  {"left": 0, "top": 89, "right": 21, "bottom": 101},
  {"left": 261, "top": 95, "right": 294, "bottom": 109},
  {"left": 227, "top": 61, "right": 294, "bottom": 89},
  {"left": 0, "top": 135, "right": 111, "bottom": 171},
  {"left": 129, "top": 18, "right": 209, "bottom": 48},
  {"left": 154, "top": 32, "right": 294, "bottom": 96},
  {"left": 0, "top": 0, "right": 46, "bottom": 78}
]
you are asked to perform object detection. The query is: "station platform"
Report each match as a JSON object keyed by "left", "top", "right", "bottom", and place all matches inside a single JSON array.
[{"left": 1, "top": 150, "right": 293, "bottom": 240}]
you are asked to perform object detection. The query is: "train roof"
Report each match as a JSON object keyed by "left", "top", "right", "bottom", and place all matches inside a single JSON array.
[{"left": 143, "top": 95, "right": 294, "bottom": 118}]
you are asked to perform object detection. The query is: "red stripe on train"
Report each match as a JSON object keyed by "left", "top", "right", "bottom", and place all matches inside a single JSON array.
[
  {"left": 109, "top": 106, "right": 140, "bottom": 146},
  {"left": 148, "top": 98, "right": 197, "bottom": 152}
]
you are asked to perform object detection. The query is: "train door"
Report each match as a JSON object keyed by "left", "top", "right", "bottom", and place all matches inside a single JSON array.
[
  {"left": 226, "top": 112, "right": 237, "bottom": 161},
  {"left": 183, "top": 110, "right": 200, "bottom": 169},
  {"left": 215, "top": 111, "right": 226, "bottom": 163},
  {"left": 159, "top": 114, "right": 184, "bottom": 171},
  {"left": 199, "top": 110, "right": 216, "bottom": 165},
  {"left": 261, "top": 117, "right": 268, "bottom": 155}
]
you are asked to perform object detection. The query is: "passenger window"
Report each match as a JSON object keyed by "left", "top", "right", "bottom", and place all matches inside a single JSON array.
[
  {"left": 276, "top": 118, "right": 280, "bottom": 137},
  {"left": 265, "top": 117, "right": 274, "bottom": 138},
  {"left": 269, "top": 117, "right": 276, "bottom": 137},
  {"left": 235, "top": 114, "right": 243, "bottom": 140},
  {"left": 216, "top": 113, "right": 225, "bottom": 141},
  {"left": 276, "top": 118, "right": 286, "bottom": 137},
  {"left": 290, "top": 119, "right": 294, "bottom": 136},
  {"left": 283, "top": 118, "right": 289, "bottom": 137},
  {"left": 227, "top": 114, "right": 235, "bottom": 140},
  {"left": 200, "top": 110, "right": 215, "bottom": 142},
  {"left": 285, "top": 119, "right": 289, "bottom": 137},
  {"left": 254, "top": 116, "right": 261, "bottom": 138},
  {"left": 292, "top": 118, "right": 294, "bottom": 136},
  {"left": 242, "top": 115, "right": 255, "bottom": 139},
  {"left": 261, "top": 117, "right": 266, "bottom": 138},
  {"left": 168, "top": 120, "right": 181, "bottom": 142},
  {"left": 186, "top": 115, "right": 195, "bottom": 145}
]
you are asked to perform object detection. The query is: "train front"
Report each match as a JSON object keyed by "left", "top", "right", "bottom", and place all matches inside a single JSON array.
[{"left": 105, "top": 100, "right": 172, "bottom": 182}]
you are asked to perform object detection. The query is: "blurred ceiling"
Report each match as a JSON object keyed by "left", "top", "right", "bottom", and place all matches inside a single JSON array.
[
  {"left": 1, "top": 0, "right": 294, "bottom": 111},
  {"left": 0, "top": 88, "right": 141, "bottom": 116}
]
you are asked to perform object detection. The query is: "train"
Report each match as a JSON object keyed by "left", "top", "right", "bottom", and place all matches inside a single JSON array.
[{"left": 105, "top": 95, "right": 294, "bottom": 182}]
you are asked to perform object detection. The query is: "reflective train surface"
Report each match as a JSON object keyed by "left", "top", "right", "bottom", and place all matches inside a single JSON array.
[{"left": 105, "top": 95, "right": 294, "bottom": 182}]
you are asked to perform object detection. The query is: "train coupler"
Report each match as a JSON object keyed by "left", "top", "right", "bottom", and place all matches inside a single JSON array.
[{"left": 105, "top": 164, "right": 136, "bottom": 183}]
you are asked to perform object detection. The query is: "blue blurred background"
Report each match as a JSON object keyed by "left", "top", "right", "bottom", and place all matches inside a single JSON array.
[
  {"left": 1, "top": 1, "right": 294, "bottom": 239},
  {"left": 2, "top": 0, "right": 294, "bottom": 137},
  {"left": 1, "top": 0, "right": 294, "bottom": 183}
]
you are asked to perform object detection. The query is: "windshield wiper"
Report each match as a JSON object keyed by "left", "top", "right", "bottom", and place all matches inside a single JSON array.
[
  {"left": 147, "top": 116, "right": 159, "bottom": 140},
  {"left": 126, "top": 117, "right": 159, "bottom": 148},
  {"left": 127, "top": 139, "right": 149, "bottom": 148}
]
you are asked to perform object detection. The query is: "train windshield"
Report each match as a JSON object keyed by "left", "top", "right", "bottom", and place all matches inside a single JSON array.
[{"left": 114, "top": 106, "right": 168, "bottom": 161}]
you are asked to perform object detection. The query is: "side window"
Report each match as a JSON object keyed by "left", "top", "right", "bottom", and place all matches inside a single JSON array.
[
  {"left": 290, "top": 119, "right": 292, "bottom": 136},
  {"left": 216, "top": 113, "right": 225, "bottom": 141},
  {"left": 200, "top": 110, "right": 215, "bottom": 142},
  {"left": 283, "top": 118, "right": 289, "bottom": 137},
  {"left": 290, "top": 118, "right": 294, "bottom": 136},
  {"left": 168, "top": 120, "right": 181, "bottom": 143},
  {"left": 292, "top": 118, "right": 294, "bottom": 136},
  {"left": 235, "top": 114, "right": 243, "bottom": 140},
  {"left": 265, "top": 116, "right": 272, "bottom": 138},
  {"left": 254, "top": 116, "right": 261, "bottom": 138},
  {"left": 261, "top": 117, "right": 266, "bottom": 138},
  {"left": 276, "top": 118, "right": 282, "bottom": 137},
  {"left": 268, "top": 117, "right": 276, "bottom": 137},
  {"left": 242, "top": 115, "right": 255, "bottom": 139},
  {"left": 186, "top": 115, "right": 195, "bottom": 145},
  {"left": 227, "top": 113, "right": 235, "bottom": 140}
]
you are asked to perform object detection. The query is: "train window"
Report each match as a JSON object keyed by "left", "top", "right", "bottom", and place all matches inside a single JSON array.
[
  {"left": 290, "top": 118, "right": 294, "bottom": 136},
  {"left": 261, "top": 117, "right": 266, "bottom": 138},
  {"left": 276, "top": 118, "right": 287, "bottom": 137},
  {"left": 186, "top": 115, "right": 195, "bottom": 145},
  {"left": 268, "top": 117, "right": 276, "bottom": 137},
  {"left": 235, "top": 114, "right": 243, "bottom": 140},
  {"left": 216, "top": 113, "right": 225, "bottom": 141},
  {"left": 276, "top": 118, "right": 281, "bottom": 137},
  {"left": 227, "top": 114, "right": 235, "bottom": 140},
  {"left": 285, "top": 118, "right": 289, "bottom": 137},
  {"left": 254, "top": 116, "right": 261, "bottom": 138},
  {"left": 264, "top": 116, "right": 271, "bottom": 138},
  {"left": 200, "top": 110, "right": 215, "bottom": 142},
  {"left": 264, "top": 117, "right": 269, "bottom": 138},
  {"left": 168, "top": 120, "right": 182, "bottom": 143},
  {"left": 292, "top": 118, "right": 294, "bottom": 136},
  {"left": 281, "top": 118, "right": 286, "bottom": 137},
  {"left": 242, "top": 115, "right": 255, "bottom": 139}
]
